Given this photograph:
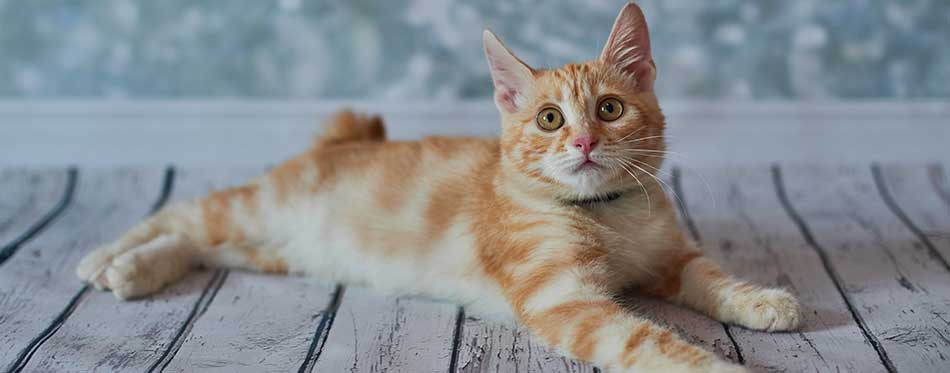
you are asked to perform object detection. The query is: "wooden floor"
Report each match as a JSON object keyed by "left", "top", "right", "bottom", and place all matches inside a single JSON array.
[{"left": 1, "top": 163, "right": 948, "bottom": 373}]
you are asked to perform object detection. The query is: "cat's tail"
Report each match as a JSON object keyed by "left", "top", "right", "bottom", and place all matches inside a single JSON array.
[{"left": 312, "top": 109, "right": 386, "bottom": 148}]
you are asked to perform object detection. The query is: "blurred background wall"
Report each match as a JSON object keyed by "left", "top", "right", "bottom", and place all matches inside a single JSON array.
[{"left": 2, "top": 0, "right": 949, "bottom": 100}]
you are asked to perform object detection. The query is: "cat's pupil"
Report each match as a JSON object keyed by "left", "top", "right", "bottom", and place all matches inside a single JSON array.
[
  {"left": 546, "top": 113, "right": 554, "bottom": 122},
  {"left": 604, "top": 103, "right": 614, "bottom": 113}
]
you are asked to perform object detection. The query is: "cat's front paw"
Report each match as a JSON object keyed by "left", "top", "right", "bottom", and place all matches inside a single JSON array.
[{"left": 727, "top": 287, "right": 802, "bottom": 332}]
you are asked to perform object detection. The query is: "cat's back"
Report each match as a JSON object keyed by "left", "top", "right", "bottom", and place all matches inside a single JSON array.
[
  {"left": 257, "top": 137, "right": 500, "bottom": 235},
  {"left": 264, "top": 136, "right": 498, "bottom": 199}
]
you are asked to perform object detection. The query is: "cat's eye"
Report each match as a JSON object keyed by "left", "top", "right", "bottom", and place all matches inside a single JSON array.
[
  {"left": 597, "top": 97, "right": 624, "bottom": 122},
  {"left": 536, "top": 107, "right": 565, "bottom": 131}
]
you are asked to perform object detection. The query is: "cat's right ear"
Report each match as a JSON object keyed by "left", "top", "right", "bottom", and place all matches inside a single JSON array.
[{"left": 483, "top": 30, "right": 535, "bottom": 114}]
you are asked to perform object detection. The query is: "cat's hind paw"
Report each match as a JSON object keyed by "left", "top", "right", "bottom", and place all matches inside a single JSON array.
[
  {"left": 76, "top": 244, "right": 119, "bottom": 287},
  {"left": 79, "top": 234, "right": 194, "bottom": 300}
]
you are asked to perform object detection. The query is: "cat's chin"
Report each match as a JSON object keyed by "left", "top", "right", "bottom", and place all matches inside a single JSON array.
[{"left": 551, "top": 167, "right": 616, "bottom": 199}]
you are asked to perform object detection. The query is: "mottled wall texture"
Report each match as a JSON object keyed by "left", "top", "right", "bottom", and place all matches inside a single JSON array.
[{"left": 1, "top": 0, "right": 948, "bottom": 99}]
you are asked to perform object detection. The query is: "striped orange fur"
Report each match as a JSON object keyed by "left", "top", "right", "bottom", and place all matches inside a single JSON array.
[{"left": 76, "top": 3, "right": 801, "bottom": 372}]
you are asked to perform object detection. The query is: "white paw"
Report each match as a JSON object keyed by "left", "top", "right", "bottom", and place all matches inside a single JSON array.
[
  {"left": 100, "top": 249, "right": 166, "bottom": 300},
  {"left": 730, "top": 288, "right": 802, "bottom": 332},
  {"left": 76, "top": 243, "right": 120, "bottom": 286},
  {"left": 80, "top": 235, "right": 190, "bottom": 300}
]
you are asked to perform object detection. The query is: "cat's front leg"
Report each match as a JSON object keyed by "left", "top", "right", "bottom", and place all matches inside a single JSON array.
[
  {"left": 644, "top": 245, "right": 802, "bottom": 332},
  {"left": 508, "top": 268, "right": 745, "bottom": 372}
]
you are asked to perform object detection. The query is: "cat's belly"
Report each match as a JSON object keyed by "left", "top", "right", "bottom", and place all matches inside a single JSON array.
[{"left": 261, "top": 193, "right": 515, "bottom": 321}]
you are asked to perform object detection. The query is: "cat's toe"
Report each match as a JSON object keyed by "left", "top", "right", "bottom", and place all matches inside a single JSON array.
[
  {"left": 76, "top": 245, "right": 116, "bottom": 283},
  {"left": 104, "top": 251, "right": 162, "bottom": 300},
  {"left": 733, "top": 288, "right": 802, "bottom": 332},
  {"left": 86, "top": 235, "right": 188, "bottom": 300}
]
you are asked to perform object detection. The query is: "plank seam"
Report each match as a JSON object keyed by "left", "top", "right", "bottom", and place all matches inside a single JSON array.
[
  {"left": 447, "top": 307, "right": 465, "bottom": 373},
  {"left": 147, "top": 269, "right": 229, "bottom": 373},
  {"left": 671, "top": 167, "right": 745, "bottom": 365},
  {"left": 771, "top": 165, "right": 897, "bottom": 373},
  {"left": 871, "top": 163, "right": 950, "bottom": 273},
  {"left": 0, "top": 167, "right": 77, "bottom": 266},
  {"left": 149, "top": 165, "right": 176, "bottom": 214},
  {"left": 298, "top": 285, "right": 345, "bottom": 373},
  {"left": 6, "top": 285, "right": 91, "bottom": 373}
]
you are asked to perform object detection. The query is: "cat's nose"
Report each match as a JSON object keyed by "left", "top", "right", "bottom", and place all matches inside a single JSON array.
[{"left": 572, "top": 135, "right": 599, "bottom": 155}]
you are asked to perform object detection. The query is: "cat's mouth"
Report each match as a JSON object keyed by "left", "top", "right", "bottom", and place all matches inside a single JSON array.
[{"left": 572, "top": 158, "right": 601, "bottom": 173}]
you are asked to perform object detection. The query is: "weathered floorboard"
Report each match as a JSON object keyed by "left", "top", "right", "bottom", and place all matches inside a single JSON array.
[
  {"left": 0, "top": 168, "right": 166, "bottom": 372},
  {"left": 676, "top": 166, "right": 885, "bottom": 372},
  {"left": 0, "top": 168, "right": 70, "bottom": 263},
  {"left": 779, "top": 165, "right": 950, "bottom": 372},
  {"left": 19, "top": 167, "right": 266, "bottom": 372},
  {"left": 877, "top": 163, "right": 950, "bottom": 271},
  {"left": 314, "top": 287, "right": 458, "bottom": 372},
  {"left": 455, "top": 316, "right": 595, "bottom": 373},
  {"left": 163, "top": 272, "right": 335, "bottom": 372},
  {"left": 628, "top": 295, "right": 742, "bottom": 362}
]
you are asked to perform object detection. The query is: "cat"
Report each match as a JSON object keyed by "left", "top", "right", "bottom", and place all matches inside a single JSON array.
[{"left": 77, "top": 3, "right": 800, "bottom": 372}]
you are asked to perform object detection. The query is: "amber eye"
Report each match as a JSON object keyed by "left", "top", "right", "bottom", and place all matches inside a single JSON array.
[
  {"left": 597, "top": 97, "right": 624, "bottom": 122},
  {"left": 536, "top": 107, "right": 565, "bottom": 131}
]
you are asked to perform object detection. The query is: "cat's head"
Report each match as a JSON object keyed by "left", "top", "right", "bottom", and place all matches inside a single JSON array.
[{"left": 484, "top": 2, "right": 664, "bottom": 201}]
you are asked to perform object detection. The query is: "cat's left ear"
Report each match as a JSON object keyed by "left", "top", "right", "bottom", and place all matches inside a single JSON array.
[
  {"left": 600, "top": 3, "right": 656, "bottom": 91},
  {"left": 483, "top": 30, "right": 535, "bottom": 113}
]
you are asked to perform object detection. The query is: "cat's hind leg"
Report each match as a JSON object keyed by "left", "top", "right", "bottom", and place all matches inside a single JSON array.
[
  {"left": 77, "top": 110, "right": 386, "bottom": 299},
  {"left": 77, "top": 184, "right": 285, "bottom": 299}
]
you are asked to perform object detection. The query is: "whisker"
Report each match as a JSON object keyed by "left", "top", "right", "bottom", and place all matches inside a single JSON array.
[
  {"left": 618, "top": 158, "right": 686, "bottom": 213},
  {"left": 624, "top": 157, "right": 667, "bottom": 175},
  {"left": 617, "top": 149, "right": 686, "bottom": 158},
  {"left": 617, "top": 135, "right": 667, "bottom": 145},
  {"left": 616, "top": 162, "right": 652, "bottom": 215},
  {"left": 672, "top": 164, "right": 718, "bottom": 211},
  {"left": 602, "top": 148, "right": 667, "bottom": 160},
  {"left": 615, "top": 126, "right": 646, "bottom": 143},
  {"left": 615, "top": 149, "right": 711, "bottom": 207},
  {"left": 616, "top": 148, "right": 678, "bottom": 154}
]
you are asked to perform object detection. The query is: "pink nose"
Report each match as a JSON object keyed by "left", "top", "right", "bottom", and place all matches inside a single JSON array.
[{"left": 572, "top": 135, "right": 599, "bottom": 155}]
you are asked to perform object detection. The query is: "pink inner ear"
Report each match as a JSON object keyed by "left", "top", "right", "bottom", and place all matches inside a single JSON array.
[
  {"left": 484, "top": 30, "right": 533, "bottom": 113},
  {"left": 495, "top": 86, "right": 519, "bottom": 112},
  {"left": 487, "top": 53, "right": 527, "bottom": 112},
  {"left": 490, "top": 62, "right": 522, "bottom": 111},
  {"left": 601, "top": 3, "right": 656, "bottom": 91}
]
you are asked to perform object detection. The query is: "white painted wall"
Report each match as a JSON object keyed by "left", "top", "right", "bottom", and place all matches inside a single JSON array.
[{"left": 0, "top": 100, "right": 947, "bottom": 167}]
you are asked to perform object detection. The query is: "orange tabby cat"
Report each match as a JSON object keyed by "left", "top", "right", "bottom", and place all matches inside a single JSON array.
[{"left": 77, "top": 3, "right": 800, "bottom": 372}]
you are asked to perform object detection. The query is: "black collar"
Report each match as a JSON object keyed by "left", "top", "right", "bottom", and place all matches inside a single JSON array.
[{"left": 564, "top": 190, "right": 625, "bottom": 206}]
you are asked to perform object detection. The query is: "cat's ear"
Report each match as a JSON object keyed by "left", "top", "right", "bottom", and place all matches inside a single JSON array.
[
  {"left": 600, "top": 3, "right": 656, "bottom": 91},
  {"left": 483, "top": 30, "right": 535, "bottom": 113}
]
